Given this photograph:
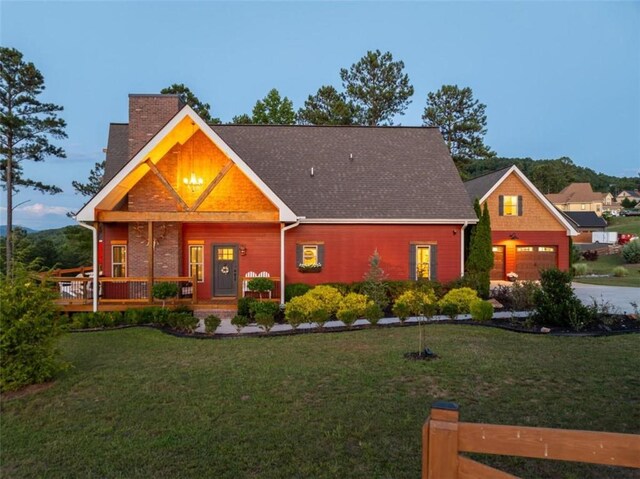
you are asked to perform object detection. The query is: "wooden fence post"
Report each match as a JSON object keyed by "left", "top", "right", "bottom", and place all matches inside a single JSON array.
[{"left": 424, "top": 401, "right": 460, "bottom": 479}]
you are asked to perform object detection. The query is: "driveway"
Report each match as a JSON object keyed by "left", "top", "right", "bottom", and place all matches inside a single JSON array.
[{"left": 571, "top": 282, "right": 639, "bottom": 314}]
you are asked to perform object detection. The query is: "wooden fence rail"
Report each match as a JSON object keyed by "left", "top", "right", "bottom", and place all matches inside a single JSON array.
[{"left": 422, "top": 402, "right": 640, "bottom": 479}]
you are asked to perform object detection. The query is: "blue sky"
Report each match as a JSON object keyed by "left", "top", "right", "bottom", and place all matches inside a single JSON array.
[{"left": 1, "top": 0, "right": 639, "bottom": 230}]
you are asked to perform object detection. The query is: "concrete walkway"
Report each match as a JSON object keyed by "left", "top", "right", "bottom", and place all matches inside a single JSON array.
[{"left": 571, "top": 282, "right": 639, "bottom": 314}]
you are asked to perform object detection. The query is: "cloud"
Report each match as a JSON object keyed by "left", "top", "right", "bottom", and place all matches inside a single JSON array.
[{"left": 17, "top": 203, "right": 69, "bottom": 217}]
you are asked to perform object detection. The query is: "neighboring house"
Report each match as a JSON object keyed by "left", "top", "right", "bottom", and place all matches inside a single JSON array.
[
  {"left": 465, "top": 166, "right": 578, "bottom": 281},
  {"left": 75, "top": 94, "right": 477, "bottom": 311},
  {"left": 546, "top": 183, "right": 611, "bottom": 216},
  {"left": 616, "top": 190, "right": 640, "bottom": 203},
  {"left": 561, "top": 212, "right": 608, "bottom": 243}
]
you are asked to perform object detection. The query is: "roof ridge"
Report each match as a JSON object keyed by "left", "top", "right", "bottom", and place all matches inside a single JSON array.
[
  {"left": 464, "top": 165, "right": 513, "bottom": 183},
  {"left": 211, "top": 123, "right": 441, "bottom": 129}
]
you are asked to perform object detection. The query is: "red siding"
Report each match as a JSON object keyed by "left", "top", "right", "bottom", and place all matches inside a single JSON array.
[
  {"left": 101, "top": 223, "right": 128, "bottom": 277},
  {"left": 285, "top": 224, "right": 463, "bottom": 285},
  {"left": 183, "top": 223, "right": 281, "bottom": 300},
  {"left": 492, "top": 230, "right": 571, "bottom": 279}
]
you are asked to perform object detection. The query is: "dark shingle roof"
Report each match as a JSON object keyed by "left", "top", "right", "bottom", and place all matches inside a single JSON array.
[
  {"left": 103, "top": 123, "right": 476, "bottom": 221},
  {"left": 562, "top": 212, "right": 607, "bottom": 229},
  {"left": 103, "top": 124, "right": 129, "bottom": 185},
  {"left": 463, "top": 167, "right": 512, "bottom": 202}
]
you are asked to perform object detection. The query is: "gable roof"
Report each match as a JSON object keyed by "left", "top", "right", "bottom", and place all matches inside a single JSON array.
[
  {"left": 545, "top": 182, "right": 606, "bottom": 204},
  {"left": 92, "top": 109, "right": 477, "bottom": 223},
  {"left": 103, "top": 123, "right": 129, "bottom": 185},
  {"left": 562, "top": 211, "right": 607, "bottom": 229},
  {"left": 464, "top": 165, "right": 578, "bottom": 236}
]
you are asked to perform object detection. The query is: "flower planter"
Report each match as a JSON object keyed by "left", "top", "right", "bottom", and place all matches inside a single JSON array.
[{"left": 298, "top": 266, "right": 322, "bottom": 273}]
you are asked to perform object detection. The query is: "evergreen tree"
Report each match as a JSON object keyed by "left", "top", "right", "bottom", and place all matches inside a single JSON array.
[
  {"left": 466, "top": 200, "right": 493, "bottom": 298},
  {"left": 251, "top": 88, "right": 296, "bottom": 125},
  {"left": 160, "top": 83, "right": 219, "bottom": 124},
  {"left": 340, "top": 50, "right": 414, "bottom": 126},
  {"left": 0, "top": 47, "right": 67, "bottom": 277},
  {"left": 231, "top": 113, "right": 252, "bottom": 124},
  {"left": 297, "top": 85, "right": 358, "bottom": 125},
  {"left": 422, "top": 85, "right": 494, "bottom": 171},
  {"left": 72, "top": 160, "right": 104, "bottom": 197}
]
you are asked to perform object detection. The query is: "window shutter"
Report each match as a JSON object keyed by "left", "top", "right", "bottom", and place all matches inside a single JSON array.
[
  {"left": 498, "top": 195, "right": 504, "bottom": 216},
  {"left": 518, "top": 195, "right": 523, "bottom": 216},
  {"left": 296, "top": 244, "right": 302, "bottom": 267},
  {"left": 430, "top": 245, "right": 438, "bottom": 281},
  {"left": 409, "top": 244, "right": 417, "bottom": 280},
  {"left": 318, "top": 245, "right": 325, "bottom": 266}
]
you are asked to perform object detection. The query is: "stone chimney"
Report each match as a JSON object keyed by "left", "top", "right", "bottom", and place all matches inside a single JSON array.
[{"left": 128, "top": 94, "right": 184, "bottom": 159}]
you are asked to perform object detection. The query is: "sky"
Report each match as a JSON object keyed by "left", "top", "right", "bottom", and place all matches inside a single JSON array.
[{"left": 1, "top": 0, "right": 639, "bottom": 230}]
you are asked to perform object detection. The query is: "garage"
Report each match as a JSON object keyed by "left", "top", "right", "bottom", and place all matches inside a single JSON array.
[
  {"left": 490, "top": 245, "right": 505, "bottom": 280},
  {"left": 516, "top": 246, "right": 557, "bottom": 280}
]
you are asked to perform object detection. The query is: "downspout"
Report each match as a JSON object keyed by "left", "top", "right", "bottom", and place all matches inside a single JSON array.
[
  {"left": 78, "top": 221, "right": 99, "bottom": 312},
  {"left": 280, "top": 219, "right": 303, "bottom": 305},
  {"left": 460, "top": 221, "right": 469, "bottom": 277}
]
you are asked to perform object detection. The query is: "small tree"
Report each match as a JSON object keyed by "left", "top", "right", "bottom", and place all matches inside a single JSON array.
[
  {"left": 620, "top": 197, "right": 638, "bottom": 209},
  {"left": 151, "top": 282, "right": 178, "bottom": 308},
  {"left": 160, "top": 83, "right": 219, "bottom": 124},
  {"left": 532, "top": 268, "right": 593, "bottom": 329},
  {"left": 465, "top": 200, "right": 493, "bottom": 298},
  {"left": 361, "top": 249, "right": 389, "bottom": 311}
]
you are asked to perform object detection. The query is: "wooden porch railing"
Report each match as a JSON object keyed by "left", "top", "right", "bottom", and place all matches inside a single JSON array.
[
  {"left": 48, "top": 275, "right": 198, "bottom": 305},
  {"left": 422, "top": 402, "right": 640, "bottom": 479}
]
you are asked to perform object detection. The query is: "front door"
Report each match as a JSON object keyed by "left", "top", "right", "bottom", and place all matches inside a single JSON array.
[
  {"left": 490, "top": 246, "right": 505, "bottom": 280},
  {"left": 213, "top": 244, "right": 238, "bottom": 296}
]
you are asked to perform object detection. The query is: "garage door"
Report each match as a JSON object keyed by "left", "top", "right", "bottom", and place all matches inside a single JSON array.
[
  {"left": 490, "top": 246, "right": 505, "bottom": 280},
  {"left": 516, "top": 246, "right": 557, "bottom": 280}
]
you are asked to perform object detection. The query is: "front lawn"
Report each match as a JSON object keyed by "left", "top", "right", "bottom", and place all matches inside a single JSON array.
[
  {"left": 2, "top": 327, "right": 639, "bottom": 478},
  {"left": 573, "top": 253, "right": 640, "bottom": 287},
  {"left": 607, "top": 216, "right": 640, "bottom": 236}
]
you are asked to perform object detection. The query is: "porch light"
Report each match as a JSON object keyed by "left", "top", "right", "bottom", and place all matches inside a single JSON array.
[{"left": 183, "top": 172, "right": 204, "bottom": 192}]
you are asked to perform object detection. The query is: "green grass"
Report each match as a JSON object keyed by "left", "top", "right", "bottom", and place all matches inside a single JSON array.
[
  {"left": 573, "top": 252, "right": 640, "bottom": 287},
  {"left": 607, "top": 216, "right": 640, "bottom": 236},
  {"left": 2, "top": 327, "right": 640, "bottom": 478}
]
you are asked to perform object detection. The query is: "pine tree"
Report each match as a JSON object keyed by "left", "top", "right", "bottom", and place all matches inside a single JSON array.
[
  {"left": 297, "top": 85, "right": 358, "bottom": 125},
  {"left": 1, "top": 47, "right": 67, "bottom": 277},
  {"left": 466, "top": 200, "right": 494, "bottom": 298},
  {"left": 160, "top": 83, "right": 219, "bottom": 124}
]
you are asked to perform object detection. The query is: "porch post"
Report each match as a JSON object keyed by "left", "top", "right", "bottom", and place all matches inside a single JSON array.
[
  {"left": 148, "top": 221, "right": 154, "bottom": 303},
  {"left": 92, "top": 222, "right": 99, "bottom": 312}
]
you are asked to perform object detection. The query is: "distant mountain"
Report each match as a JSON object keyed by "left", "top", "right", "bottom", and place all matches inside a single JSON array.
[{"left": 0, "top": 225, "right": 38, "bottom": 236}]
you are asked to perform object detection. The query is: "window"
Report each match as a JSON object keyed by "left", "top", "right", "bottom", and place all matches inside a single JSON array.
[
  {"left": 112, "top": 244, "right": 127, "bottom": 277},
  {"left": 503, "top": 196, "right": 519, "bottom": 216},
  {"left": 415, "top": 246, "right": 431, "bottom": 279},
  {"left": 189, "top": 245, "right": 204, "bottom": 282},
  {"left": 581, "top": 203, "right": 586, "bottom": 210},
  {"left": 217, "top": 248, "right": 234, "bottom": 260},
  {"left": 302, "top": 245, "right": 319, "bottom": 265},
  {"left": 538, "top": 247, "right": 555, "bottom": 252}
]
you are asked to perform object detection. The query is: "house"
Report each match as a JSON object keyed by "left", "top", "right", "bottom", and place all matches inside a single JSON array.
[
  {"left": 545, "top": 183, "right": 612, "bottom": 216},
  {"left": 616, "top": 189, "right": 640, "bottom": 204},
  {"left": 75, "top": 94, "right": 477, "bottom": 311},
  {"left": 561, "top": 212, "right": 608, "bottom": 243},
  {"left": 465, "top": 166, "right": 578, "bottom": 281}
]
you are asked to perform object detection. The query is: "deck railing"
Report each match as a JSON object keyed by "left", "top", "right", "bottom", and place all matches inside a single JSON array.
[{"left": 422, "top": 402, "right": 640, "bottom": 478}]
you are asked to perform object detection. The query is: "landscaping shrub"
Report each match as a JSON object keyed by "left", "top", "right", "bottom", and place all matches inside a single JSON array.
[
  {"left": 492, "top": 281, "right": 540, "bottom": 311},
  {"left": 152, "top": 282, "right": 179, "bottom": 307},
  {"left": 582, "top": 250, "right": 599, "bottom": 262},
  {"left": 438, "top": 287, "right": 479, "bottom": 315},
  {"left": 231, "top": 315, "right": 249, "bottom": 332},
  {"left": 250, "top": 301, "right": 279, "bottom": 331},
  {"left": 532, "top": 268, "right": 595, "bottom": 329},
  {"left": 441, "top": 303, "right": 460, "bottom": 320},
  {"left": 237, "top": 297, "right": 257, "bottom": 319},
  {"left": 440, "top": 277, "right": 474, "bottom": 297},
  {"left": 124, "top": 308, "right": 147, "bottom": 325},
  {"left": 204, "top": 315, "right": 221, "bottom": 334},
  {"left": 0, "top": 269, "right": 67, "bottom": 392},
  {"left": 166, "top": 312, "right": 198, "bottom": 333},
  {"left": 573, "top": 263, "right": 590, "bottom": 276},
  {"left": 247, "top": 277, "right": 275, "bottom": 300},
  {"left": 470, "top": 300, "right": 494, "bottom": 322},
  {"left": 320, "top": 282, "right": 352, "bottom": 296},
  {"left": 284, "top": 283, "right": 312, "bottom": 302},
  {"left": 571, "top": 244, "right": 583, "bottom": 265},
  {"left": 336, "top": 293, "right": 372, "bottom": 327},
  {"left": 612, "top": 266, "right": 629, "bottom": 277},
  {"left": 385, "top": 281, "right": 415, "bottom": 304},
  {"left": 622, "top": 240, "right": 640, "bottom": 264},
  {"left": 307, "top": 285, "right": 343, "bottom": 315},
  {"left": 364, "top": 303, "right": 383, "bottom": 325},
  {"left": 172, "top": 304, "right": 192, "bottom": 315}
]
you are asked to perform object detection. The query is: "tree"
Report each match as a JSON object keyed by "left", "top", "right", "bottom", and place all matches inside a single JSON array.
[
  {"left": 465, "top": 200, "right": 493, "bottom": 298},
  {"left": 530, "top": 157, "right": 575, "bottom": 194},
  {"left": 72, "top": 160, "right": 104, "bottom": 197},
  {"left": 252, "top": 88, "right": 296, "bottom": 125},
  {"left": 231, "top": 113, "right": 252, "bottom": 124},
  {"left": 297, "top": 85, "right": 358, "bottom": 125},
  {"left": 0, "top": 47, "right": 67, "bottom": 277},
  {"left": 160, "top": 83, "right": 220, "bottom": 124},
  {"left": 422, "top": 85, "right": 494, "bottom": 170},
  {"left": 340, "top": 50, "right": 414, "bottom": 126},
  {"left": 621, "top": 197, "right": 638, "bottom": 209}
]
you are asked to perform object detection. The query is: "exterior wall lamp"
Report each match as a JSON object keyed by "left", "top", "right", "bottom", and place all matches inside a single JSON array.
[{"left": 509, "top": 233, "right": 519, "bottom": 240}]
